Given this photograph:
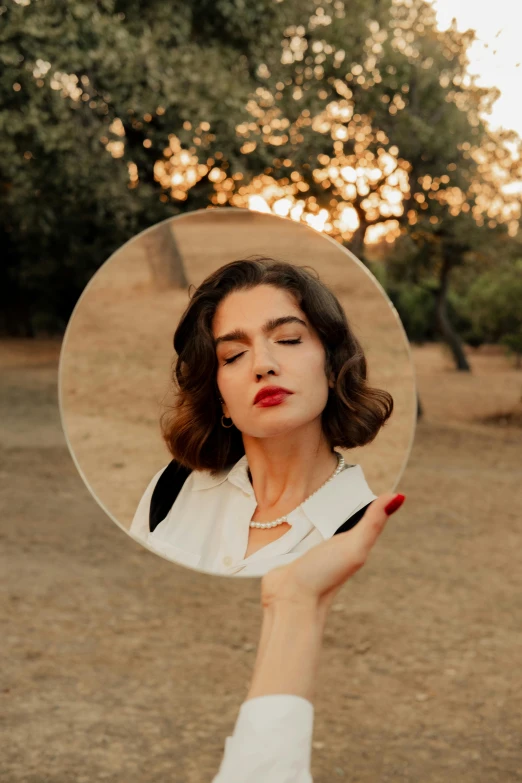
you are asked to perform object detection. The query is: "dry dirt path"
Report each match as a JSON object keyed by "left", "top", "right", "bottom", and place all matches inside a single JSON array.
[{"left": 1, "top": 339, "right": 521, "bottom": 783}]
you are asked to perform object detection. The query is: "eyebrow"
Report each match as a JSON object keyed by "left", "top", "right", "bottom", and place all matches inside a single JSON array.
[{"left": 214, "top": 315, "right": 308, "bottom": 347}]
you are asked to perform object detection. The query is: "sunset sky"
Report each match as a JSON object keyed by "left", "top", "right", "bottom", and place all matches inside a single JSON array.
[{"left": 430, "top": 0, "right": 522, "bottom": 137}]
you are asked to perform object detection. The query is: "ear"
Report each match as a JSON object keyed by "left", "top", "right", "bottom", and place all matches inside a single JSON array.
[
  {"left": 218, "top": 395, "right": 229, "bottom": 417},
  {"left": 325, "top": 355, "right": 335, "bottom": 389}
]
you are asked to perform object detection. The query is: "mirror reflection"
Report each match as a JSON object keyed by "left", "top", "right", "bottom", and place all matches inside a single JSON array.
[
  {"left": 59, "top": 208, "right": 416, "bottom": 576},
  {"left": 131, "top": 256, "right": 394, "bottom": 575}
]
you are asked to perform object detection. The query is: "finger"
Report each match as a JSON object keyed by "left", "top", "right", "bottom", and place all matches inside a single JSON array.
[
  {"left": 335, "top": 492, "right": 405, "bottom": 570},
  {"left": 295, "top": 492, "right": 405, "bottom": 596}
]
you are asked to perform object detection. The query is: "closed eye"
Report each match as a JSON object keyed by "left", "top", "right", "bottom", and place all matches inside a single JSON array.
[{"left": 223, "top": 338, "right": 302, "bottom": 365}]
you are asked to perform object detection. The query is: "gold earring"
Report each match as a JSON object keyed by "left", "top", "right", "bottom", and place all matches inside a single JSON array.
[{"left": 221, "top": 415, "right": 234, "bottom": 428}]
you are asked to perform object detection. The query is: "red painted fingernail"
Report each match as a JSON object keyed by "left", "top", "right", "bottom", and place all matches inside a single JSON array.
[{"left": 384, "top": 494, "right": 406, "bottom": 516}]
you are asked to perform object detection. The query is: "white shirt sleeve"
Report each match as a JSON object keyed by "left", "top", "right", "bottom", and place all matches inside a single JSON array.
[
  {"left": 211, "top": 694, "right": 314, "bottom": 783},
  {"left": 129, "top": 466, "right": 168, "bottom": 541}
]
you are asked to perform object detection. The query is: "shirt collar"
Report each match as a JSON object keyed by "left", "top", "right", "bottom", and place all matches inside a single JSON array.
[
  {"left": 191, "top": 454, "right": 377, "bottom": 539},
  {"left": 299, "top": 464, "right": 377, "bottom": 539},
  {"left": 191, "top": 454, "right": 252, "bottom": 493}
]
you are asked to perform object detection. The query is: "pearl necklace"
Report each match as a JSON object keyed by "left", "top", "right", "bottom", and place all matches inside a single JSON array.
[{"left": 248, "top": 452, "right": 346, "bottom": 529}]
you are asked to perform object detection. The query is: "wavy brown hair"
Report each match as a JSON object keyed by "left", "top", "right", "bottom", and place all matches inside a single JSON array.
[{"left": 161, "top": 256, "right": 393, "bottom": 473}]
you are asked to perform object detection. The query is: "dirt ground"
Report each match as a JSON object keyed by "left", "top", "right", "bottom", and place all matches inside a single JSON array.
[{"left": 1, "top": 338, "right": 522, "bottom": 783}]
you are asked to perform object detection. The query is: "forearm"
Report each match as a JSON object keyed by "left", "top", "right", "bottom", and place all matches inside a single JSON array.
[{"left": 246, "top": 601, "right": 327, "bottom": 703}]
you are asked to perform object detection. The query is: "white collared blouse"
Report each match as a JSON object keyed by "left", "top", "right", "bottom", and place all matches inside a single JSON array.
[
  {"left": 211, "top": 694, "right": 314, "bottom": 782},
  {"left": 130, "top": 454, "right": 377, "bottom": 577}
]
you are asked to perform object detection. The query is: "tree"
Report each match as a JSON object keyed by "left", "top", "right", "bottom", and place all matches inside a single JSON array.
[
  {"left": 187, "top": 0, "right": 522, "bottom": 370},
  {"left": 1, "top": 0, "right": 295, "bottom": 332},
  {"left": 1, "top": 0, "right": 521, "bottom": 352},
  {"left": 464, "top": 259, "right": 522, "bottom": 368}
]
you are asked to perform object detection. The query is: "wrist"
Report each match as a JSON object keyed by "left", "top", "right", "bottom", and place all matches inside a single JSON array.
[
  {"left": 247, "top": 600, "right": 326, "bottom": 702},
  {"left": 264, "top": 596, "right": 326, "bottom": 631}
]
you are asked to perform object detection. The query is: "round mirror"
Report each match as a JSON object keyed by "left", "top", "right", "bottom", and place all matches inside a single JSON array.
[{"left": 59, "top": 208, "right": 417, "bottom": 577}]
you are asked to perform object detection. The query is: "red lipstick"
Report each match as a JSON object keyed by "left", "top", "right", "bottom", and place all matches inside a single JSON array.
[{"left": 253, "top": 385, "right": 293, "bottom": 406}]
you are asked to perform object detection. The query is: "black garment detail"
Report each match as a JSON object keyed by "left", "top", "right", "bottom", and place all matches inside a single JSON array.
[
  {"left": 332, "top": 501, "right": 374, "bottom": 535},
  {"left": 149, "top": 460, "right": 192, "bottom": 533},
  {"left": 149, "top": 459, "right": 373, "bottom": 535}
]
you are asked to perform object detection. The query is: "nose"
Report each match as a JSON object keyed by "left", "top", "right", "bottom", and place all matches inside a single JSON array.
[{"left": 251, "top": 340, "right": 280, "bottom": 379}]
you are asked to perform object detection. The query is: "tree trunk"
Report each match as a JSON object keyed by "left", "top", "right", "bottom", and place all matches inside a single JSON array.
[
  {"left": 349, "top": 204, "right": 368, "bottom": 261},
  {"left": 142, "top": 223, "right": 189, "bottom": 290},
  {"left": 434, "top": 254, "right": 470, "bottom": 371}
]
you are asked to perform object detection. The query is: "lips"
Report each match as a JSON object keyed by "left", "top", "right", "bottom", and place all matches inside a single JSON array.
[{"left": 253, "top": 386, "right": 293, "bottom": 405}]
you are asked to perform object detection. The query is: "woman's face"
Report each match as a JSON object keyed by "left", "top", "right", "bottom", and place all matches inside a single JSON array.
[{"left": 213, "top": 284, "right": 332, "bottom": 439}]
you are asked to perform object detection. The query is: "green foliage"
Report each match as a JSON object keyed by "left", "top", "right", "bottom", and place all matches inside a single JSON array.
[
  {"left": 1, "top": 0, "right": 521, "bottom": 340},
  {"left": 461, "top": 260, "right": 522, "bottom": 361},
  {"left": 392, "top": 282, "right": 437, "bottom": 343},
  {"left": 380, "top": 276, "right": 494, "bottom": 347}
]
